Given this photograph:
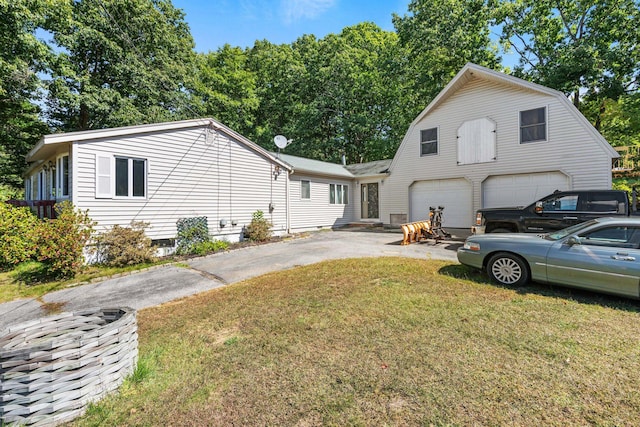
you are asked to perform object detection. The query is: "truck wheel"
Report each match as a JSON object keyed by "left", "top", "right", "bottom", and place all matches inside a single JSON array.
[
  {"left": 487, "top": 252, "right": 529, "bottom": 286},
  {"left": 490, "top": 228, "right": 512, "bottom": 233}
]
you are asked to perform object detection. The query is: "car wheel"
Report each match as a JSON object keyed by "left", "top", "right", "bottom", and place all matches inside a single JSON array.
[
  {"left": 486, "top": 252, "right": 529, "bottom": 286},
  {"left": 490, "top": 228, "right": 512, "bottom": 233}
]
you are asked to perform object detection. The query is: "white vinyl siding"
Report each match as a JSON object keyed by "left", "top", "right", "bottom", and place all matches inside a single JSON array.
[
  {"left": 381, "top": 76, "right": 614, "bottom": 228},
  {"left": 457, "top": 117, "right": 496, "bottom": 165},
  {"left": 75, "top": 126, "right": 288, "bottom": 241},
  {"left": 289, "top": 175, "right": 355, "bottom": 230}
]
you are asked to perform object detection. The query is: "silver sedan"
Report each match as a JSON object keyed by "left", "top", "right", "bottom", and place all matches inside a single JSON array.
[{"left": 457, "top": 217, "right": 640, "bottom": 299}]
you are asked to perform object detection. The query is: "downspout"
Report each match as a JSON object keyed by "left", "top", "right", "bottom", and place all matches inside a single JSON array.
[{"left": 286, "top": 169, "right": 291, "bottom": 233}]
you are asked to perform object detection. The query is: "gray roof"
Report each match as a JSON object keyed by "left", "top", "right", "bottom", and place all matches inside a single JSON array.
[
  {"left": 344, "top": 159, "right": 392, "bottom": 177},
  {"left": 276, "top": 153, "right": 354, "bottom": 178}
]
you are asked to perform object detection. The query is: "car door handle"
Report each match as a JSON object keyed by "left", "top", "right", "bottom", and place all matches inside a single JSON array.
[
  {"left": 563, "top": 216, "right": 578, "bottom": 220},
  {"left": 611, "top": 255, "right": 636, "bottom": 261}
]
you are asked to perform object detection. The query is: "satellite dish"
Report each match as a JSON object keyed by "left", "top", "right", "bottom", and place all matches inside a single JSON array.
[{"left": 274, "top": 135, "right": 288, "bottom": 149}]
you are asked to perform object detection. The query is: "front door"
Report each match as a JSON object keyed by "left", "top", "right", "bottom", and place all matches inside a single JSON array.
[{"left": 361, "top": 183, "right": 379, "bottom": 219}]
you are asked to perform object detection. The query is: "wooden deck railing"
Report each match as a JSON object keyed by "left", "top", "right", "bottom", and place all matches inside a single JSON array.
[{"left": 5, "top": 200, "right": 57, "bottom": 219}]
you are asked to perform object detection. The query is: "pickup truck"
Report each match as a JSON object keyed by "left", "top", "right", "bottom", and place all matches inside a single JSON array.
[{"left": 472, "top": 190, "right": 636, "bottom": 234}]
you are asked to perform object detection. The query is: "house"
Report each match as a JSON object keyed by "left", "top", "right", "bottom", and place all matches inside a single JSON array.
[
  {"left": 24, "top": 119, "right": 294, "bottom": 245},
  {"left": 23, "top": 119, "right": 372, "bottom": 246},
  {"left": 22, "top": 63, "right": 618, "bottom": 242},
  {"left": 380, "top": 63, "right": 619, "bottom": 228}
]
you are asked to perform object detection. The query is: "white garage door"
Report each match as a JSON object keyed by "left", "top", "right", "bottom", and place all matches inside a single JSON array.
[
  {"left": 483, "top": 172, "right": 569, "bottom": 208},
  {"left": 410, "top": 179, "right": 472, "bottom": 228}
]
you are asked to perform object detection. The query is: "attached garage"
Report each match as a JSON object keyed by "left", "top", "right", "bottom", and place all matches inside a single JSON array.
[
  {"left": 482, "top": 172, "right": 569, "bottom": 208},
  {"left": 410, "top": 178, "right": 472, "bottom": 227}
]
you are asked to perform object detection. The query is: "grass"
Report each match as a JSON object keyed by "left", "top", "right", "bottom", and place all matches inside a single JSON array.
[{"left": 69, "top": 257, "right": 640, "bottom": 426}]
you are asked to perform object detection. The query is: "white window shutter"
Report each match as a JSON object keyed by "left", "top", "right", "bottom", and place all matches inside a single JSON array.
[
  {"left": 457, "top": 118, "right": 496, "bottom": 165},
  {"left": 95, "top": 154, "right": 113, "bottom": 198}
]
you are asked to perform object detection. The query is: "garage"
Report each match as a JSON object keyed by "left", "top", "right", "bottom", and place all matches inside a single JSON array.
[
  {"left": 410, "top": 178, "right": 472, "bottom": 227},
  {"left": 482, "top": 172, "right": 569, "bottom": 208}
]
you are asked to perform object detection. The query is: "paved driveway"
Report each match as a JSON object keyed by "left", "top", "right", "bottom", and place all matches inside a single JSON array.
[{"left": 0, "top": 229, "right": 468, "bottom": 331}]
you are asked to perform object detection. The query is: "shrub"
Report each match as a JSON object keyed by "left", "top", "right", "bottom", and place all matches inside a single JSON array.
[
  {"left": 96, "top": 221, "right": 156, "bottom": 267},
  {"left": 244, "top": 210, "right": 272, "bottom": 242},
  {"left": 190, "top": 239, "right": 229, "bottom": 256},
  {"left": 36, "top": 201, "right": 95, "bottom": 278},
  {"left": 0, "top": 203, "right": 40, "bottom": 270}
]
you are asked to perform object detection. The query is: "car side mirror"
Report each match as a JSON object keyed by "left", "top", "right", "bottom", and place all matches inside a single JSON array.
[
  {"left": 566, "top": 235, "right": 581, "bottom": 246},
  {"left": 535, "top": 201, "right": 543, "bottom": 214}
]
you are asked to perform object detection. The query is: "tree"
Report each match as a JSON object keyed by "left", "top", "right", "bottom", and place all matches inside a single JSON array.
[
  {"left": 0, "top": 0, "right": 51, "bottom": 188},
  {"left": 246, "top": 39, "right": 308, "bottom": 151},
  {"left": 45, "top": 0, "right": 197, "bottom": 131},
  {"left": 191, "top": 45, "right": 259, "bottom": 136},
  {"left": 295, "top": 23, "right": 405, "bottom": 163},
  {"left": 393, "top": 0, "right": 502, "bottom": 116},
  {"left": 495, "top": 0, "right": 640, "bottom": 125}
]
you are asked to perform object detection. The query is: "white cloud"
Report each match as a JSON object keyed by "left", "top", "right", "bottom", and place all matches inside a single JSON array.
[{"left": 281, "top": 0, "right": 336, "bottom": 23}]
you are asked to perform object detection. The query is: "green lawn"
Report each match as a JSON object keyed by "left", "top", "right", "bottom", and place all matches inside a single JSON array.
[{"left": 69, "top": 257, "right": 640, "bottom": 426}]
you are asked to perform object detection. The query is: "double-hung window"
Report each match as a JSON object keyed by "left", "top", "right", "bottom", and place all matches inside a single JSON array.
[
  {"left": 330, "top": 184, "right": 348, "bottom": 205},
  {"left": 420, "top": 127, "right": 438, "bottom": 156},
  {"left": 520, "top": 107, "right": 547, "bottom": 143}
]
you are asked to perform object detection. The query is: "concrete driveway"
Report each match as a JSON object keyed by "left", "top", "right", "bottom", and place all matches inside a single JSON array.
[{"left": 0, "top": 228, "right": 468, "bottom": 331}]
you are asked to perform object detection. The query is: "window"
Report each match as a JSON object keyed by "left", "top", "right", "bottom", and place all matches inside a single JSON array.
[
  {"left": 56, "top": 154, "right": 69, "bottom": 197},
  {"left": 520, "top": 107, "right": 546, "bottom": 143},
  {"left": 115, "top": 157, "right": 146, "bottom": 198},
  {"left": 420, "top": 128, "right": 438, "bottom": 156},
  {"left": 541, "top": 194, "right": 579, "bottom": 211},
  {"left": 330, "top": 184, "right": 348, "bottom": 205},
  {"left": 580, "top": 226, "right": 640, "bottom": 249},
  {"left": 301, "top": 180, "right": 310, "bottom": 199}
]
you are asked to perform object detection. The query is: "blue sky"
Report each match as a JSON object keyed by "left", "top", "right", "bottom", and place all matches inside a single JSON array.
[{"left": 172, "top": 0, "right": 411, "bottom": 52}]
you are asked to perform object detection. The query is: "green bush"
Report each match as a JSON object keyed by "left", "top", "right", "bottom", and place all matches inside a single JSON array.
[
  {"left": 0, "top": 203, "right": 39, "bottom": 270},
  {"left": 191, "top": 239, "right": 229, "bottom": 256},
  {"left": 96, "top": 221, "right": 156, "bottom": 267},
  {"left": 244, "top": 210, "right": 272, "bottom": 242},
  {"left": 36, "top": 201, "right": 95, "bottom": 278}
]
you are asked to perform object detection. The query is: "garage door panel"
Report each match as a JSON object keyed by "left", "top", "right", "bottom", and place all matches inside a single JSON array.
[
  {"left": 410, "top": 179, "right": 472, "bottom": 228},
  {"left": 483, "top": 172, "right": 569, "bottom": 208}
]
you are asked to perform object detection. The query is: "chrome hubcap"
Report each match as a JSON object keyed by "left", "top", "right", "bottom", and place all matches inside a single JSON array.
[{"left": 491, "top": 258, "right": 521, "bottom": 284}]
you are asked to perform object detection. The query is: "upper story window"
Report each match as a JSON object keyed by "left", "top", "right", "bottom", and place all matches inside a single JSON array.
[
  {"left": 520, "top": 107, "right": 547, "bottom": 143},
  {"left": 301, "top": 180, "right": 310, "bottom": 199},
  {"left": 330, "top": 184, "right": 348, "bottom": 205},
  {"left": 420, "top": 128, "right": 438, "bottom": 156},
  {"left": 56, "top": 154, "right": 69, "bottom": 197}
]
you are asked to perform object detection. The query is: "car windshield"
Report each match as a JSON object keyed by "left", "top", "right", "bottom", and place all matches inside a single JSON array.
[{"left": 545, "top": 219, "right": 599, "bottom": 241}]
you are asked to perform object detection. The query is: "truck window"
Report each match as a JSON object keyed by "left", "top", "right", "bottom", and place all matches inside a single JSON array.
[
  {"left": 542, "top": 194, "right": 579, "bottom": 211},
  {"left": 585, "top": 193, "right": 625, "bottom": 213}
]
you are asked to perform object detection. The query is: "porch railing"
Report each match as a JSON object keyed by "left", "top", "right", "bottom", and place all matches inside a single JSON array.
[{"left": 5, "top": 200, "right": 57, "bottom": 219}]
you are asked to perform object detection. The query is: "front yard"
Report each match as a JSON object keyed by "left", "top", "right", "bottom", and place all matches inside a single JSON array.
[{"left": 68, "top": 257, "right": 640, "bottom": 426}]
